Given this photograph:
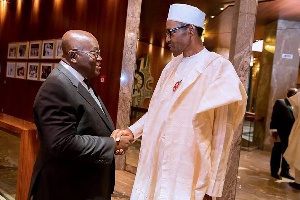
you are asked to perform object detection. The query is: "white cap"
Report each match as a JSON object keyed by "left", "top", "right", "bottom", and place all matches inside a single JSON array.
[{"left": 167, "top": 4, "right": 206, "bottom": 28}]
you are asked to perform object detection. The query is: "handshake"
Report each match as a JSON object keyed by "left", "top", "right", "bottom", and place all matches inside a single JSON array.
[{"left": 110, "top": 128, "right": 134, "bottom": 155}]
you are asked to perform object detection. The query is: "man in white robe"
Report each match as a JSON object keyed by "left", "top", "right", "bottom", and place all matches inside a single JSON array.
[
  {"left": 284, "top": 92, "right": 300, "bottom": 190},
  {"left": 121, "top": 4, "right": 247, "bottom": 199}
]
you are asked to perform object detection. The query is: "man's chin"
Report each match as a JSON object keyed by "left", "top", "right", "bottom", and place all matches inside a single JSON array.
[
  {"left": 172, "top": 52, "right": 181, "bottom": 57},
  {"left": 94, "top": 70, "right": 101, "bottom": 77}
]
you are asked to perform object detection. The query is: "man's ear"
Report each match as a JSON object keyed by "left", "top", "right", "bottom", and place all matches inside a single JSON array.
[
  {"left": 189, "top": 25, "right": 195, "bottom": 36},
  {"left": 69, "top": 51, "right": 77, "bottom": 63}
]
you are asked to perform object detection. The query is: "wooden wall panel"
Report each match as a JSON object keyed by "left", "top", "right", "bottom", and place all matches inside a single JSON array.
[
  {"left": 0, "top": 0, "right": 128, "bottom": 124},
  {"left": 136, "top": 41, "right": 173, "bottom": 90}
]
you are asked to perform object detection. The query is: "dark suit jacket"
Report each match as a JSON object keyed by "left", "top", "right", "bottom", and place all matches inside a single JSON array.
[
  {"left": 29, "top": 63, "right": 116, "bottom": 200},
  {"left": 270, "top": 98, "right": 295, "bottom": 144}
]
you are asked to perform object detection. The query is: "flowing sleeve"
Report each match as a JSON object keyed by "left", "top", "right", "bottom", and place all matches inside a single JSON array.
[
  {"left": 129, "top": 112, "right": 147, "bottom": 139},
  {"left": 289, "top": 93, "right": 300, "bottom": 119},
  {"left": 129, "top": 61, "right": 173, "bottom": 139},
  {"left": 193, "top": 102, "right": 241, "bottom": 197},
  {"left": 194, "top": 58, "right": 247, "bottom": 197},
  {"left": 206, "top": 104, "right": 233, "bottom": 196}
]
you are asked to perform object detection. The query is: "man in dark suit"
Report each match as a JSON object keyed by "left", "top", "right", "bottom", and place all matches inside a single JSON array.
[
  {"left": 28, "top": 30, "right": 133, "bottom": 200},
  {"left": 270, "top": 88, "right": 298, "bottom": 180}
]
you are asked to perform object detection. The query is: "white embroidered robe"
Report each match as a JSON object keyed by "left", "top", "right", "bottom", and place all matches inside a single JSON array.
[
  {"left": 284, "top": 92, "right": 300, "bottom": 171},
  {"left": 129, "top": 48, "right": 247, "bottom": 200}
]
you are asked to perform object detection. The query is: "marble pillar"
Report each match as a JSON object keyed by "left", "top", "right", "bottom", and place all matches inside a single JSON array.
[
  {"left": 254, "top": 20, "right": 300, "bottom": 151},
  {"left": 221, "top": 0, "right": 258, "bottom": 199},
  {"left": 115, "top": 0, "right": 142, "bottom": 170}
]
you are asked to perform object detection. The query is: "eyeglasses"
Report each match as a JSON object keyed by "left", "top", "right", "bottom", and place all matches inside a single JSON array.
[
  {"left": 69, "top": 49, "right": 101, "bottom": 60},
  {"left": 166, "top": 24, "right": 189, "bottom": 37}
]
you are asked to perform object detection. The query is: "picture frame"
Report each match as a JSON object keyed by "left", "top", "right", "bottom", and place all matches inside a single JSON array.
[
  {"left": 27, "top": 62, "right": 40, "bottom": 81},
  {"left": 53, "top": 63, "right": 59, "bottom": 69},
  {"left": 55, "top": 39, "right": 63, "bottom": 59},
  {"left": 42, "top": 40, "right": 55, "bottom": 59},
  {"left": 7, "top": 43, "right": 18, "bottom": 59},
  {"left": 17, "top": 42, "right": 29, "bottom": 59},
  {"left": 29, "top": 41, "right": 42, "bottom": 59},
  {"left": 15, "top": 62, "right": 27, "bottom": 79},
  {"left": 39, "top": 63, "right": 53, "bottom": 81},
  {"left": 6, "top": 62, "right": 16, "bottom": 78}
]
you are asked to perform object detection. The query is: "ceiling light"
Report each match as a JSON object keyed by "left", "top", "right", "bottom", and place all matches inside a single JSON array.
[
  {"left": 252, "top": 40, "right": 263, "bottom": 52},
  {"left": 210, "top": 16, "right": 215, "bottom": 19}
]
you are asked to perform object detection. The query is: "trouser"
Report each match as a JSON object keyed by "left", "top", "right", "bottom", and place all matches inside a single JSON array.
[{"left": 270, "top": 142, "right": 290, "bottom": 174}]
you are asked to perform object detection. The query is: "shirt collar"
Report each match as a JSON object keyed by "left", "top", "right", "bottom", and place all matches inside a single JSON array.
[{"left": 60, "top": 61, "right": 88, "bottom": 90}]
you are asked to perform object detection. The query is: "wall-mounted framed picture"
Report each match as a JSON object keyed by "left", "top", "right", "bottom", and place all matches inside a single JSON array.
[
  {"left": 42, "top": 40, "right": 55, "bottom": 59},
  {"left": 53, "top": 63, "right": 59, "bottom": 69},
  {"left": 27, "top": 62, "right": 40, "bottom": 81},
  {"left": 29, "top": 41, "right": 42, "bottom": 59},
  {"left": 7, "top": 43, "right": 18, "bottom": 59},
  {"left": 55, "top": 39, "right": 63, "bottom": 59},
  {"left": 17, "top": 42, "right": 29, "bottom": 59},
  {"left": 6, "top": 62, "right": 16, "bottom": 78},
  {"left": 15, "top": 62, "right": 27, "bottom": 79},
  {"left": 39, "top": 63, "right": 53, "bottom": 81}
]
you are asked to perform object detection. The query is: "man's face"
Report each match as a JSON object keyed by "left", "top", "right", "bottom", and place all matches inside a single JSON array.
[
  {"left": 75, "top": 39, "right": 102, "bottom": 79},
  {"left": 165, "top": 20, "right": 190, "bottom": 57}
]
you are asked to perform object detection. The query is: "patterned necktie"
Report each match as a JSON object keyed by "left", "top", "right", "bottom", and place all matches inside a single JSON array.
[
  {"left": 83, "top": 78, "right": 92, "bottom": 90},
  {"left": 83, "top": 78, "right": 106, "bottom": 115}
]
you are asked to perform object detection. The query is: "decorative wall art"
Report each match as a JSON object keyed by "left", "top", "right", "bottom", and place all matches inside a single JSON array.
[
  {"left": 42, "top": 40, "right": 55, "bottom": 59},
  {"left": 7, "top": 43, "right": 18, "bottom": 59},
  {"left": 29, "top": 41, "right": 42, "bottom": 59},
  {"left": 53, "top": 63, "right": 59, "bottom": 69},
  {"left": 6, "top": 62, "right": 16, "bottom": 78},
  {"left": 39, "top": 63, "right": 53, "bottom": 81},
  {"left": 6, "top": 39, "right": 62, "bottom": 82},
  {"left": 27, "top": 62, "right": 40, "bottom": 81},
  {"left": 55, "top": 39, "right": 63, "bottom": 59},
  {"left": 17, "top": 42, "right": 29, "bottom": 59},
  {"left": 15, "top": 62, "right": 27, "bottom": 79}
]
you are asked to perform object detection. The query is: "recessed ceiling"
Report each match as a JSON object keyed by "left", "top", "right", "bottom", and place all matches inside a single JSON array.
[{"left": 139, "top": 0, "right": 300, "bottom": 50}]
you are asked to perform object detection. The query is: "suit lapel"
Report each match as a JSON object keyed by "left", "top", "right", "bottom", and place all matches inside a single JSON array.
[
  {"left": 78, "top": 84, "right": 114, "bottom": 131},
  {"left": 57, "top": 64, "right": 78, "bottom": 87},
  {"left": 284, "top": 98, "right": 295, "bottom": 120},
  {"left": 91, "top": 88, "right": 115, "bottom": 130},
  {"left": 57, "top": 64, "right": 114, "bottom": 131}
]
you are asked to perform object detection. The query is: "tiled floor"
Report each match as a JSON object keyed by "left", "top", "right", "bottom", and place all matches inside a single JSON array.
[
  {"left": 0, "top": 130, "right": 299, "bottom": 200},
  {"left": 236, "top": 150, "right": 299, "bottom": 200},
  {"left": 115, "top": 149, "right": 300, "bottom": 200}
]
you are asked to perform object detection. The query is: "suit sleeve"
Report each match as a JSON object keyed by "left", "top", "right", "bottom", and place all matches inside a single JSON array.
[
  {"left": 34, "top": 79, "right": 115, "bottom": 164},
  {"left": 270, "top": 100, "right": 281, "bottom": 129}
]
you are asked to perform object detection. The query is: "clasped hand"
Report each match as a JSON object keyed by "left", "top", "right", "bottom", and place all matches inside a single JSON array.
[{"left": 110, "top": 128, "right": 134, "bottom": 155}]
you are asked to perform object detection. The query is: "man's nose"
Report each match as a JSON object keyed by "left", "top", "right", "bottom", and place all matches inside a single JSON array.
[
  {"left": 165, "top": 34, "right": 171, "bottom": 43},
  {"left": 97, "top": 55, "right": 102, "bottom": 61}
]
